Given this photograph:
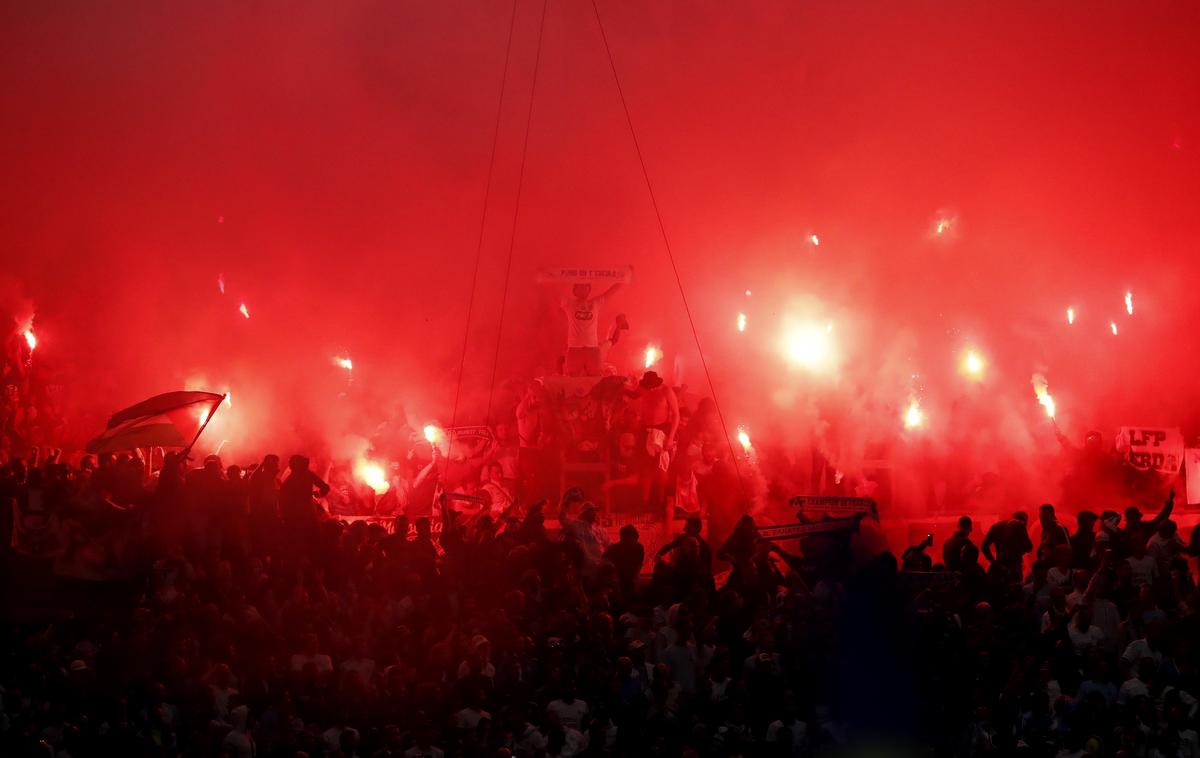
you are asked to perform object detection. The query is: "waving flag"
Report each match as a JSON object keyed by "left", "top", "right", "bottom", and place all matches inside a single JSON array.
[{"left": 86, "top": 390, "right": 225, "bottom": 454}]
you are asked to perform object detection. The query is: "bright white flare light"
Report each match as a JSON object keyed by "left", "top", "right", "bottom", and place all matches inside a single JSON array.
[
  {"left": 1067, "top": 307, "right": 1075, "bottom": 325},
  {"left": 784, "top": 324, "right": 834, "bottom": 371},
  {"left": 903, "top": 400, "right": 925, "bottom": 430},
  {"left": 335, "top": 356, "right": 353, "bottom": 371},
  {"left": 962, "top": 349, "right": 985, "bottom": 379},
  {"left": 809, "top": 234, "right": 820, "bottom": 247},
  {"left": 23, "top": 329, "right": 36, "bottom": 351},
  {"left": 239, "top": 303, "right": 250, "bottom": 319},
  {"left": 736, "top": 427, "right": 751, "bottom": 452},
  {"left": 423, "top": 424, "right": 442, "bottom": 445},
  {"left": 1125, "top": 291, "right": 1133, "bottom": 316},
  {"left": 1111, "top": 321, "right": 1118, "bottom": 336},
  {"left": 1032, "top": 373, "right": 1056, "bottom": 419},
  {"left": 644, "top": 345, "right": 661, "bottom": 369},
  {"left": 355, "top": 460, "right": 390, "bottom": 494},
  {"left": 736, "top": 313, "right": 747, "bottom": 332}
]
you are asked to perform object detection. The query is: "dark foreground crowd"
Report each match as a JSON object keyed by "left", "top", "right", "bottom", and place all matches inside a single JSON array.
[{"left": 2, "top": 450, "right": 1200, "bottom": 758}]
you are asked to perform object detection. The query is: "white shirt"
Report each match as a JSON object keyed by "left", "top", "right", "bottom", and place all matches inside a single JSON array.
[
  {"left": 546, "top": 698, "right": 590, "bottom": 730},
  {"left": 561, "top": 296, "right": 603, "bottom": 348},
  {"left": 1122, "top": 639, "right": 1163, "bottom": 667},
  {"left": 1119, "top": 677, "right": 1149, "bottom": 705},
  {"left": 291, "top": 653, "right": 333, "bottom": 674},
  {"left": 1068, "top": 623, "right": 1105, "bottom": 654},
  {"left": 340, "top": 657, "right": 376, "bottom": 682},
  {"left": 1127, "top": 555, "right": 1158, "bottom": 587},
  {"left": 454, "top": 707, "right": 491, "bottom": 730}
]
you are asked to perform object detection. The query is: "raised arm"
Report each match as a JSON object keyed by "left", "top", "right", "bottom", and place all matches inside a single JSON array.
[
  {"left": 1146, "top": 488, "right": 1175, "bottom": 529},
  {"left": 593, "top": 282, "right": 623, "bottom": 302}
]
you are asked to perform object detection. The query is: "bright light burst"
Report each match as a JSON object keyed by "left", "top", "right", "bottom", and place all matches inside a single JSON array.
[
  {"left": 1111, "top": 321, "right": 1118, "bottom": 336},
  {"left": 334, "top": 356, "right": 353, "bottom": 371},
  {"left": 1032, "top": 373, "right": 1056, "bottom": 419},
  {"left": 783, "top": 323, "right": 834, "bottom": 371},
  {"left": 217, "top": 274, "right": 225, "bottom": 295},
  {"left": 23, "top": 329, "right": 36, "bottom": 351},
  {"left": 903, "top": 400, "right": 925, "bottom": 430},
  {"left": 355, "top": 459, "right": 390, "bottom": 495},
  {"left": 1125, "top": 291, "right": 1133, "bottom": 316},
  {"left": 423, "top": 424, "right": 443, "bottom": 445},
  {"left": 737, "top": 313, "right": 747, "bottom": 332},
  {"left": 196, "top": 403, "right": 214, "bottom": 425},
  {"left": 809, "top": 234, "right": 820, "bottom": 247},
  {"left": 644, "top": 345, "right": 661, "bottom": 369},
  {"left": 239, "top": 303, "right": 250, "bottom": 319},
  {"left": 933, "top": 215, "right": 955, "bottom": 237},
  {"left": 1067, "top": 307, "right": 1075, "bottom": 325},
  {"left": 736, "top": 426, "right": 752, "bottom": 452},
  {"left": 961, "top": 349, "right": 985, "bottom": 379}
]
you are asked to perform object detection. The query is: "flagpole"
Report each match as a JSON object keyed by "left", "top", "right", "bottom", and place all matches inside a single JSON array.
[{"left": 181, "top": 394, "right": 226, "bottom": 457}]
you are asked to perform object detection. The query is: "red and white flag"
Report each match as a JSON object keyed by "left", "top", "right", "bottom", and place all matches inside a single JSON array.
[{"left": 86, "top": 390, "right": 225, "bottom": 454}]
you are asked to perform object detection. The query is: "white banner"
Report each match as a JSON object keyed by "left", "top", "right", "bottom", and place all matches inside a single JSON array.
[
  {"left": 758, "top": 515, "right": 863, "bottom": 541},
  {"left": 787, "top": 496, "right": 877, "bottom": 517},
  {"left": 1186, "top": 448, "right": 1200, "bottom": 505},
  {"left": 536, "top": 266, "right": 632, "bottom": 284},
  {"left": 1119, "top": 427, "right": 1184, "bottom": 473}
]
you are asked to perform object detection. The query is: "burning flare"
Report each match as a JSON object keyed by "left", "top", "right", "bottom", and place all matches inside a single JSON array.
[
  {"left": 423, "top": 424, "right": 443, "bottom": 445},
  {"left": 736, "top": 312, "right": 747, "bottom": 332},
  {"left": 1032, "top": 373, "right": 1056, "bottom": 419},
  {"left": 334, "top": 356, "right": 353, "bottom": 371},
  {"left": 239, "top": 303, "right": 250, "bottom": 319},
  {"left": 1110, "top": 321, "right": 1118, "bottom": 336},
  {"left": 1125, "top": 291, "right": 1133, "bottom": 316},
  {"left": 783, "top": 323, "right": 834, "bottom": 371},
  {"left": 644, "top": 345, "right": 661, "bottom": 369},
  {"left": 1066, "top": 307, "right": 1075, "bottom": 325},
  {"left": 903, "top": 399, "right": 925, "bottom": 430},
  {"left": 809, "top": 234, "right": 820, "bottom": 247},
  {"left": 355, "top": 459, "right": 390, "bottom": 495},
  {"left": 736, "top": 427, "right": 751, "bottom": 452},
  {"left": 217, "top": 274, "right": 225, "bottom": 294},
  {"left": 961, "top": 349, "right": 985, "bottom": 379},
  {"left": 23, "top": 329, "right": 36, "bottom": 351}
]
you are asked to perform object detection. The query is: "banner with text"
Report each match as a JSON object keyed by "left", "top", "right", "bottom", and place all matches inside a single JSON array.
[
  {"left": 537, "top": 266, "right": 632, "bottom": 285},
  {"left": 787, "top": 496, "right": 878, "bottom": 517},
  {"left": 1119, "top": 427, "right": 1184, "bottom": 474},
  {"left": 758, "top": 515, "right": 863, "bottom": 541}
]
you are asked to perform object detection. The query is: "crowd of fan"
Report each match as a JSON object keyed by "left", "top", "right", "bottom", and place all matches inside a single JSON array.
[
  {"left": 2, "top": 445, "right": 1200, "bottom": 757},
  {"left": 1, "top": 333, "right": 65, "bottom": 458}
]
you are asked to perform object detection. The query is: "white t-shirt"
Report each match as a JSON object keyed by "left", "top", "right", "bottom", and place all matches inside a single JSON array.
[
  {"left": 291, "top": 653, "right": 333, "bottom": 674},
  {"left": 1068, "top": 623, "right": 1105, "bottom": 654},
  {"left": 340, "top": 657, "right": 376, "bottom": 681},
  {"left": 1122, "top": 639, "right": 1163, "bottom": 667},
  {"left": 546, "top": 698, "right": 590, "bottom": 730},
  {"left": 1118, "top": 677, "right": 1149, "bottom": 705},
  {"left": 1127, "top": 555, "right": 1158, "bottom": 587},
  {"left": 561, "top": 296, "right": 602, "bottom": 348},
  {"left": 455, "top": 707, "right": 491, "bottom": 730}
]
